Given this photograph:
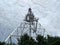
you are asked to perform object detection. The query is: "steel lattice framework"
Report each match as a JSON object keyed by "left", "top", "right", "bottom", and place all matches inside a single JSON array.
[{"left": 5, "top": 8, "right": 45, "bottom": 45}]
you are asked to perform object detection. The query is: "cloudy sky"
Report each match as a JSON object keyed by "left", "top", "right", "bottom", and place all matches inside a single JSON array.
[{"left": 0, "top": 0, "right": 60, "bottom": 41}]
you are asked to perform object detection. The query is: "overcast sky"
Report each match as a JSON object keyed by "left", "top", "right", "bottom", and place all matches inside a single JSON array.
[{"left": 0, "top": 0, "right": 60, "bottom": 41}]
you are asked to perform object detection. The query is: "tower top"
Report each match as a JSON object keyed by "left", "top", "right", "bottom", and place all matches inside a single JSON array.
[
  {"left": 29, "top": 8, "right": 31, "bottom": 11},
  {"left": 28, "top": 8, "right": 32, "bottom": 14},
  {"left": 25, "top": 8, "right": 34, "bottom": 22}
]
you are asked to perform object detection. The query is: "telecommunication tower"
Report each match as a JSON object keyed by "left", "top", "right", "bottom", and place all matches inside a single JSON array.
[{"left": 5, "top": 8, "right": 45, "bottom": 45}]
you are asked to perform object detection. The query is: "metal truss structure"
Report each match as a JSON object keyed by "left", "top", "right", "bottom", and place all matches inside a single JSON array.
[{"left": 5, "top": 8, "right": 45, "bottom": 45}]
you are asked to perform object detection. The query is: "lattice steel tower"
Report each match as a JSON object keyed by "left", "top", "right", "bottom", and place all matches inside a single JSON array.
[{"left": 5, "top": 8, "right": 45, "bottom": 45}]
